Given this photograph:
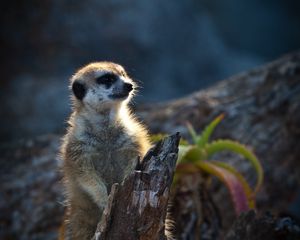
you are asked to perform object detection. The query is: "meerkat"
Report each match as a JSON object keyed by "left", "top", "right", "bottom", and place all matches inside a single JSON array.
[{"left": 60, "top": 62, "right": 151, "bottom": 239}]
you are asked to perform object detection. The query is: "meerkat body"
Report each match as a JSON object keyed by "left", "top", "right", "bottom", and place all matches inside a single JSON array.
[{"left": 60, "top": 62, "right": 150, "bottom": 239}]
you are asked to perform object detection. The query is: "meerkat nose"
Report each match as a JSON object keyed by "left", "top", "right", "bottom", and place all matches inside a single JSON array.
[{"left": 124, "top": 82, "right": 133, "bottom": 92}]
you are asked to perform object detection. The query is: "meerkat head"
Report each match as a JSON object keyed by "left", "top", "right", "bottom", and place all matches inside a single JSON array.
[{"left": 70, "top": 62, "right": 136, "bottom": 112}]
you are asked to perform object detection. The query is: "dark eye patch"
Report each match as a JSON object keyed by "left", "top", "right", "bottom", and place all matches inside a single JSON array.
[{"left": 96, "top": 73, "right": 117, "bottom": 88}]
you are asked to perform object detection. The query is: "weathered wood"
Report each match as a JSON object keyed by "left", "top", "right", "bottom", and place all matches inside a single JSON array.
[{"left": 94, "top": 133, "right": 180, "bottom": 240}]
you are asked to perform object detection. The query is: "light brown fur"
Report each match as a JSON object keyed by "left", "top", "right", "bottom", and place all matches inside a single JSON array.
[{"left": 60, "top": 62, "right": 150, "bottom": 239}]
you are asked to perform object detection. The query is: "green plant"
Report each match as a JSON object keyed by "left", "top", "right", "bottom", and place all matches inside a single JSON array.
[{"left": 153, "top": 114, "right": 264, "bottom": 215}]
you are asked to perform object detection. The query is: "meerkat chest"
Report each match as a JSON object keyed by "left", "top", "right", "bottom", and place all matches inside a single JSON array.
[{"left": 82, "top": 127, "right": 140, "bottom": 184}]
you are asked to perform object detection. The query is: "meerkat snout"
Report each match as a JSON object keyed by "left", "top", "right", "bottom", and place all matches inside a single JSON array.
[
  {"left": 109, "top": 81, "right": 133, "bottom": 99},
  {"left": 123, "top": 82, "right": 133, "bottom": 92}
]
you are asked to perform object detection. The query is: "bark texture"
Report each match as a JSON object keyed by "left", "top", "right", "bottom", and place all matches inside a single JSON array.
[
  {"left": 93, "top": 133, "right": 180, "bottom": 240},
  {"left": 0, "top": 52, "right": 300, "bottom": 239}
]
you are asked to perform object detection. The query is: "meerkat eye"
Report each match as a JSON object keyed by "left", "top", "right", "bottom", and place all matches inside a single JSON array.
[{"left": 96, "top": 73, "right": 117, "bottom": 88}]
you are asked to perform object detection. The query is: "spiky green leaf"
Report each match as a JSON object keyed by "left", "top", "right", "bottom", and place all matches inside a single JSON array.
[
  {"left": 204, "top": 140, "right": 263, "bottom": 194},
  {"left": 178, "top": 145, "right": 192, "bottom": 163},
  {"left": 210, "top": 160, "right": 255, "bottom": 208},
  {"left": 186, "top": 122, "right": 198, "bottom": 144},
  {"left": 178, "top": 145, "right": 203, "bottom": 163},
  {"left": 196, "top": 160, "right": 251, "bottom": 215},
  {"left": 197, "top": 114, "right": 224, "bottom": 147}
]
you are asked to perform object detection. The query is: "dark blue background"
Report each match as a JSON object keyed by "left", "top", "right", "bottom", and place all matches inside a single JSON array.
[{"left": 0, "top": 0, "right": 299, "bottom": 140}]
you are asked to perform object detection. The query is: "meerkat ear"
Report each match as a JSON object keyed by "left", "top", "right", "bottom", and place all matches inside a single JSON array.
[{"left": 72, "top": 81, "right": 86, "bottom": 100}]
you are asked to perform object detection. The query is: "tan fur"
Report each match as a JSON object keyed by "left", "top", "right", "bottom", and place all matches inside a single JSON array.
[{"left": 60, "top": 62, "right": 151, "bottom": 239}]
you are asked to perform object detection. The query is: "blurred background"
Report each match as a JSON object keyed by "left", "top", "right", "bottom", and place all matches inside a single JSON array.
[{"left": 0, "top": 0, "right": 300, "bottom": 142}]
